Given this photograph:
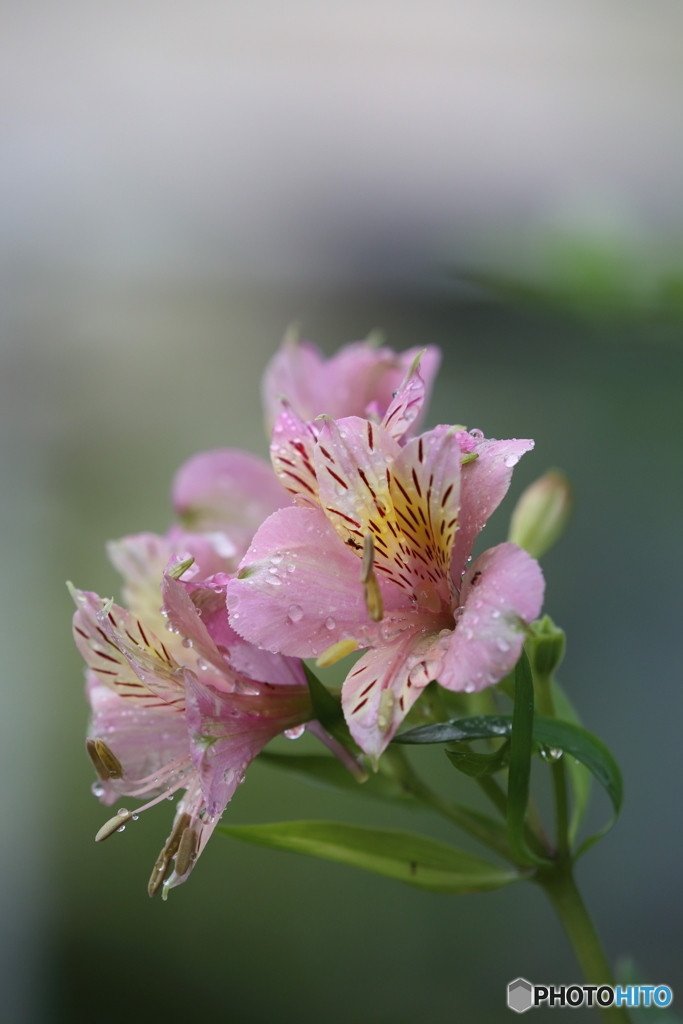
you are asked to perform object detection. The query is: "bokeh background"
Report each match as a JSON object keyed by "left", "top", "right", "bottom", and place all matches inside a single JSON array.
[{"left": 1, "top": 3, "right": 682, "bottom": 1021}]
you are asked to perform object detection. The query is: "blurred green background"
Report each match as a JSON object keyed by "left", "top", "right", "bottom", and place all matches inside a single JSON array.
[{"left": 1, "top": 3, "right": 682, "bottom": 1022}]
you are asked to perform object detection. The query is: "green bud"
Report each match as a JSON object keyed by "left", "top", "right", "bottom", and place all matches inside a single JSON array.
[
  {"left": 526, "top": 615, "right": 566, "bottom": 678},
  {"left": 508, "top": 469, "right": 573, "bottom": 559}
]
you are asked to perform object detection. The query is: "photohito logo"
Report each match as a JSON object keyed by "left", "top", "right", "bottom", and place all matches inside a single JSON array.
[{"left": 507, "top": 978, "right": 673, "bottom": 1012}]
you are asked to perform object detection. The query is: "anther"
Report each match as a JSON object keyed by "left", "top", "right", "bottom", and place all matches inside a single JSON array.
[
  {"left": 377, "top": 690, "right": 395, "bottom": 733},
  {"left": 361, "top": 534, "right": 384, "bottom": 623},
  {"left": 94, "top": 738, "right": 124, "bottom": 779},
  {"left": 86, "top": 738, "right": 109, "bottom": 780},
  {"left": 316, "top": 638, "right": 359, "bottom": 668},
  {"left": 168, "top": 556, "right": 195, "bottom": 580},
  {"left": 175, "top": 826, "right": 198, "bottom": 876},
  {"left": 147, "top": 812, "right": 191, "bottom": 897},
  {"left": 95, "top": 810, "right": 131, "bottom": 842}
]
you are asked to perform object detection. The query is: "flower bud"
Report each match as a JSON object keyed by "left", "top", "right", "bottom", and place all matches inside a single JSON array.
[
  {"left": 508, "top": 469, "right": 573, "bottom": 559},
  {"left": 526, "top": 615, "right": 566, "bottom": 678}
]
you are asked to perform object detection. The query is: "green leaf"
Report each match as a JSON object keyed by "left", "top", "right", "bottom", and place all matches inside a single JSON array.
[
  {"left": 257, "top": 751, "right": 419, "bottom": 805},
  {"left": 530, "top": 716, "right": 623, "bottom": 858},
  {"left": 395, "top": 715, "right": 512, "bottom": 745},
  {"left": 217, "top": 820, "right": 524, "bottom": 893},
  {"left": 445, "top": 741, "right": 510, "bottom": 778},
  {"left": 395, "top": 712, "right": 622, "bottom": 858},
  {"left": 303, "top": 663, "right": 359, "bottom": 753},
  {"left": 507, "top": 652, "right": 550, "bottom": 866},
  {"left": 551, "top": 680, "right": 592, "bottom": 845}
]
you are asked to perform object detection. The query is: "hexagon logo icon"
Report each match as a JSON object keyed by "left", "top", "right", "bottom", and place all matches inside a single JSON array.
[{"left": 508, "top": 978, "right": 533, "bottom": 1013}]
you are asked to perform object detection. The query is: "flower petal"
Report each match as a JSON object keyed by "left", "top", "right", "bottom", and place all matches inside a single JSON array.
[
  {"left": 316, "top": 419, "right": 460, "bottom": 607},
  {"left": 184, "top": 673, "right": 312, "bottom": 816},
  {"left": 439, "top": 542, "right": 545, "bottom": 693},
  {"left": 86, "top": 673, "right": 191, "bottom": 806},
  {"left": 227, "top": 506, "right": 412, "bottom": 658},
  {"left": 262, "top": 336, "right": 441, "bottom": 431},
  {"left": 171, "top": 448, "right": 290, "bottom": 543},
  {"left": 451, "top": 436, "right": 535, "bottom": 581},
  {"left": 71, "top": 586, "right": 184, "bottom": 710},
  {"left": 342, "top": 631, "right": 441, "bottom": 759},
  {"left": 270, "top": 401, "right": 321, "bottom": 507},
  {"left": 380, "top": 351, "right": 429, "bottom": 442}
]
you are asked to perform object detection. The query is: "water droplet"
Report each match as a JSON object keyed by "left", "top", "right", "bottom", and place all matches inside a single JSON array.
[
  {"left": 116, "top": 825, "right": 126, "bottom": 832},
  {"left": 311, "top": 646, "right": 318, "bottom": 655},
  {"left": 270, "top": 555, "right": 283, "bottom": 565},
  {"left": 166, "top": 794, "right": 174, "bottom": 801},
  {"left": 165, "top": 621, "right": 177, "bottom": 632},
  {"left": 469, "top": 428, "right": 484, "bottom": 439},
  {"left": 284, "top": 724, "right": 306, "bottom": 740},
  {"left": 464, "top": 682, "right": 475, "bottom": 693},
  {"left": 325, "top": 616, "right": 336, "bottom": 630},
  {"left": 181, "top": 637, "right": 193, "bottom": 648},
  {"left": 287, "top": 605, "right": 304, "bottom": 622},
  {"left": 287, "top": 563, "right": 296, "bottom": 572},
  {"left": 265, "top": 576, "right": 282, "bottom": 586},
  {"left": 539, "top": 746, "right": 563, "bottom": 763},
  {"left": 504, "top": 454, "right": 519, "bottom": 468},
  {"left": 491, "top": 610, "right": 500, "bottom": 619},
  {"left": 91, "top": 783, "right": 104, "bottom": 798},
  {"left": 132, "top": 814, "right": 139, "bottom": 821},
  {"left": 496, "top": 638, "right": 510, "bottom": 652},
  {"left": 196, "top": 657, "right": 209, "bottom": 671},
  {"left": 159, "top": 607, "right": 169, "bottom": 617}
]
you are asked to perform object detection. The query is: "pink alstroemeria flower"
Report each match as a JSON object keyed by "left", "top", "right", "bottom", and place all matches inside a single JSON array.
[
  {"left": 71, "top": 558, "right": 314, "bottom": 897},
  {"left": 261, "top": 333, "right": 441, "bottom": 434},
  {"left": 227, "top": 373, "right": 544, "bottom": 762}
]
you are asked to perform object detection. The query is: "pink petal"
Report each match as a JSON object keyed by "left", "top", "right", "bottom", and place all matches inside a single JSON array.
[
  {"left": 270, "top": 401, "right": 321, "bottom": 507},
  {"left": 161, "top": 573, "right": 237, "bottom": 691},
  {"left": 184, "top": 673, "right": 312, "bottom": 816},
  {"left": 227, "top": 506, "right": 412, "bottom": 658},
  {"left": 439, "top": 542, "right": 545, "bottom": 693},
  {"left": 451, "top": 436, "right": 535, "bottom": 581},
  {"left": 170, "top": 573, "right": 307, "bottom": 687},
  {"left": 342, "top": 630, "right": 441, "bottom": 759},
  {"left": 315, "top": 418, "right": 460, "bottom": 607},
  {"left": 71, "top": 586, "right": 184, "bottom": 710},
  {"left": 261, "top": 337, "right": 441, "bottom": 431},
  {"left": 381, "top": 350, "right": 435, "bottom": 442},
  {"left": 261, "top": 337, "right": 326, "bottom": 432},
  {"left": 86, "top": 672, "right": 190, "bottom": 806},
  {"left": 171, "top": 448, "right": 290, "bottom": 544}
]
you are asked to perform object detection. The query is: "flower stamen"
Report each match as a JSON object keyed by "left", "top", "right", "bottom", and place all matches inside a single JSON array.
[
  {"left": 148, "top": 812, "right": 191, "bottom": 897},
  {"left": 361, "top": 534, "right": 384, "bottom": 622}
]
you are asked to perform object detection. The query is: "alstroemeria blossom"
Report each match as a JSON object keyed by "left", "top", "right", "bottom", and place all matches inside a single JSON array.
[
  {"left": 261, "top": 334, "right": 441, "bottom": 434},
  {"left": 228, "top": 413, "right": 544, "bottom": 761},
  {"left": 72, "top": 551, "right": 314, "bottom": 895}
]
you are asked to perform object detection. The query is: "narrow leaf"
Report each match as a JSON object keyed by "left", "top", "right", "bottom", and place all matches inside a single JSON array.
[
  {"left": 445, "top": 741, "right": 510, "bottom": 778},
  {"left": 551, "top": 680, "right": 592, "bottom": 845},
  {"left": 507, "top": 652, "right": 550, "bottom": 866},
  {"left": 395, "top": 712, "right": 622, "bottom": 856},
  {"left": 217, "top": 820, "right": 523, "bottom": 893}
]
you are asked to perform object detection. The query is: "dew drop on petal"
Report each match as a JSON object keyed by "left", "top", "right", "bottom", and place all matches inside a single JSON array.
[
  {"left": 91, "top": 783, "right": 104, "bottom": 798},
  {"left": 496, "top": 638, "right": 510, "bottom": 652},
  {"left": 265, "top": 576, "right": 282, "bottom": 586},
  {"left": 505, "top": 454, "right": 520, "bottom": 468},
  {"left": 165, "top": 622, "right": 178, "bottom": 633},
  {"left": 325, "top": 616, "right": 336, "bottom": 630},
  {"left": 287, "top": 605, "right": 304, "bottom": 622},
  {"left": 116, "top": 825, "right": 126, "bottom": 832},
  {"left": 270, "top": 555, "right": 283, "bottom": 565},
  {"left": 181, "top": 637, "right": 193, "bottom": 648},
  {"left": 491, "top": 610, "right": 501, "bottom": 619},
  {"left": 284, "top": 725, "right": 306, "bottom": 740}
]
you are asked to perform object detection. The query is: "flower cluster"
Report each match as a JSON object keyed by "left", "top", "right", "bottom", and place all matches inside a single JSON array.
[{"left": 71, "top": 333, "right": 544, "bottom": 895}]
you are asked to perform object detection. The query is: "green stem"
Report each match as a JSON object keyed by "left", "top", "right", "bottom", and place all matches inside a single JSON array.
[
  {"left": 533, "top": 669, "right": 571, "bottom": 859},
  {"left": 538, "top": 869, "right": 631, "bottom": 1024},
  {"left": 382, "top": 747, "right": 515, "bottom": 863}
]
